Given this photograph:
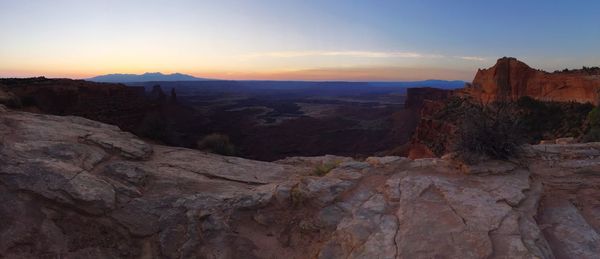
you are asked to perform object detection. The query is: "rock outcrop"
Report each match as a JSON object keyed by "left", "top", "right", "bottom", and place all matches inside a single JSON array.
[
  {"left": 466, "top": 57, "right": 600, "bottom": 104},
  {"left": 401, "top": 87, "right": 456, "bottom": 159},
  {"left": 0, "top": 77, "right": 152, "bottom": 131},
  {"left": 406, "top": 58, "right": 600, "bottom": 159},
  {"left": 0, "top": 77, "right": 201, "bottom": 148},
  {"left": 1, "top": 106, "right": 600, "bottom": 258}
]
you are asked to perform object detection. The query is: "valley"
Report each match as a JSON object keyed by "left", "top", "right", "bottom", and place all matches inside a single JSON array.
[{"left": 128, "top": 81, "right": 417, "bottom": 160}]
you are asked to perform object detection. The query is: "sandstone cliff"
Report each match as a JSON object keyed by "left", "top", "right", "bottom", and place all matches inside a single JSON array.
[
  {"left": 407, "top": 58, "right": 600, "bottom": 158},
  {"left": 1, "top": 105, "right": 600, "bottom": 258},
  {"left": 401, "top": 87, "right": 456, "bottom": 158},
  {"left": 0, "top": 77, "right": 151, "bottom": 131},
  {"left": 0, "top": 77, "right": 201, "bottom": 148},
  {"left": 466, "top": 57, "right": 600, "bottom": 104}
]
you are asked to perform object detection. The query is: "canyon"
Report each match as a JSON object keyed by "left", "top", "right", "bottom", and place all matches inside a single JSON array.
[
  {"left": 1, "top": 57, "right": 600, "bottom": 258},
  {"left": 1, "top": 77, "right": 417, "bottom": 160}
]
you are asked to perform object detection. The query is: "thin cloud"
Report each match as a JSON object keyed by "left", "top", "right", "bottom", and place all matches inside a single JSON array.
[
  {"left": 242, "top": 66, "right": 475, "bottom": 81},
  {"left": 242, "top": 51, "right": 444, "bottom": 59},
  {"left": 242, "top": 51, "right": 486, "bottom": 62},
  {"left": 456, "top": 56, "right": 486, "bottom": 61}
]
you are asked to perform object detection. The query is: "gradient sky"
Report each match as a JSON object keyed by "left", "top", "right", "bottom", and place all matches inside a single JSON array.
[{"left": 1, "top": 0, "right": 599, "bottom": 81}]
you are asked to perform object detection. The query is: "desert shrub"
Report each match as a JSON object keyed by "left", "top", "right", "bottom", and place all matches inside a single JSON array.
[
  {"left": 427, "top": 96, "right": 592, "bottom": 161},
  {"left": 517, "top": 96, "right": 593, "bottom": 141},
  {"left": 454, "top": 101, "right": 526, "bottom": 163},
  {"left": 290, "top": 186, "right": 306, "bottom": 207},
  {"left": 587, "top": 107, "right": 600, "bottom": 128},
  {"left": 433, "top": 96, "right": 468, "bottom": 121},
  {"left": 312, "top": 161, "right": 339, "bottom": 176},
  {"left": 583, "top": 128, "right": 600, "bottom": 142},
  {"left": 197, "top": 133, "right": 236, "bottom": 156},
  {"left": 583, "top": 107, "right": 600, "bottom": 142}
]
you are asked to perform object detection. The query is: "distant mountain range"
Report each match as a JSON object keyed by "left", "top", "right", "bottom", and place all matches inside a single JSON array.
[
  {"left": 88, "top": 72, "right": 466, "bottom": 89},
  {"left": 367, "top": 80, "right": 466, "bottom": 89},
  {"left": 88, "top": 72, "right": 208, "bottom": 83}
]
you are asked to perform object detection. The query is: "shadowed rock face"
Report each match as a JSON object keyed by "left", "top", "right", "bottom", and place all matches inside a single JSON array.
[
  {"left": 404, "top": 87, "right": 453, "bottom": 111},
  {"left": 1, "top": 106, "right": 600, "bottom": 258},
  {"left": 0, "top": 77, "right": 202, "bottom": 149},
  {"left": 467, "top": 57, "right": 600, "bottom": 104},
  {"left": 0, "top": 77, "right": 151, "bottom": 132}
]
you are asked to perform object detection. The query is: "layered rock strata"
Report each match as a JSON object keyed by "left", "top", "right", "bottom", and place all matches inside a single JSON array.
[{"left": 466, "top": 57, "right": 600, "bottom": 104}]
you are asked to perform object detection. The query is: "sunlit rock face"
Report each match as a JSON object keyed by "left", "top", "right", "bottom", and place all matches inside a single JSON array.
[
  {"left": 467, "top": 57, "right": 600, "bottom": 105},
  {"left": 405, "top": 58, "right": 600, "bottom": 159},
  {"left": 1, "top": 106, "right": 600, "bottom": 258}
]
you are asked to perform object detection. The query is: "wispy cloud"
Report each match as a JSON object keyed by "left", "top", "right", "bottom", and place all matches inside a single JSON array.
[
  {"left": 456, "top": 56, "right": 486, "bottom": 61},
  {"left": 242, "top": 51, "right": 487, "bottom": 62},
  {"left": 242, "top": 51, "right": 444, "bottom": 59},
  {"left": 218, "top": 66, "right": 476, "bottom": 81}
]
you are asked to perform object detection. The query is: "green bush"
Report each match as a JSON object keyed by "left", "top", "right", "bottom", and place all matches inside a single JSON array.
[
  {"left": 197, "top": 133, "right": 236, "bottom": 156},
  {"left": 587, "top": 107, "right": 600, "bottom": 128},
  {"left": 312, "top": 162, "right": 339, "bottom": 176},
  {"left": 583, "top": 107, "right": 600, "bottom": 142}
]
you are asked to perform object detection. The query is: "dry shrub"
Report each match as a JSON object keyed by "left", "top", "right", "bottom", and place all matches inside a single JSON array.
[
  {"left": 197, "top": 133, "right": 236, "bottom": 156},
  {"left": 454, "top": 100, "right": 526, "bottom": 163}
]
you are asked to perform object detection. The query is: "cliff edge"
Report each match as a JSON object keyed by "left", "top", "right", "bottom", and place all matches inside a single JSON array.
[
  {"left": 1, "top": 105, "right": 600, "bottom": 258},
  {"left": 466, "top": 57, "right": 600, "bottom": 104}
]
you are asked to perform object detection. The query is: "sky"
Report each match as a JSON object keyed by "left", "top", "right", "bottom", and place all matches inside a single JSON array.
[{"left": 1, "top": 0, "right": 599, "bottom": 81}]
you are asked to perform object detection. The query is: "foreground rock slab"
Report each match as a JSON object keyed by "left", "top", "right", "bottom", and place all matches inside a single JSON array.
[{"left": 1, "top": 107, "right": 600, "bottom": 258}]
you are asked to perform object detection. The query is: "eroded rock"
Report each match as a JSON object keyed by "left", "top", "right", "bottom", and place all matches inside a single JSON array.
[{"left": 1, "top": 108, "right": 600, "bottom": 258}]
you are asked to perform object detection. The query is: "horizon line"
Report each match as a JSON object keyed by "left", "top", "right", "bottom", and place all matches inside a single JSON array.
[{"left": 0, "top": 75, "right": 469, "bottom": 83}]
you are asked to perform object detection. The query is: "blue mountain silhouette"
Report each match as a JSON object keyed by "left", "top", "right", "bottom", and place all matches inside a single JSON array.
[{"left": 88, "top": 72, "right": 208, "bottom": 83}]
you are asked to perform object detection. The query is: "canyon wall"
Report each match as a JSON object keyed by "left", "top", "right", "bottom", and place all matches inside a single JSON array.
[
  {"left": 465, "top": 57, "right": 600, "bottom": 104},
  {"left": 407, "top": 58, "right": 600, "bottom": 158},
  {"left": 0, "top": 77, "right": 152, "bottom": 131},
  {"left": 0, "top": 77, "right": 199, "bottom": 147}
]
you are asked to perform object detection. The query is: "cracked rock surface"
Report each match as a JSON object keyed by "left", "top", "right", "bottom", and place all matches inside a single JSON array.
[{"left": 1, "top": 107, "right": 600, "bottom": 258}]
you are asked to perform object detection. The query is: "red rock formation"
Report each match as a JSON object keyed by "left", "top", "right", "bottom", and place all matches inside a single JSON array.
[
  {"left": 401, "top": 87, "right": 456, "bottom": 158},
  {"left": 466, "top": 57, "right": 600, "bottom": 104},
  {"left": 407, "top": 58, "right": 600, "bottom": 158},
  {"left": 407, "top": 99, "right": 457, "bottom": 158}
]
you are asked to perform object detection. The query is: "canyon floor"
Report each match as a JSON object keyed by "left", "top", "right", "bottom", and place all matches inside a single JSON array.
[{"left": 1, "top": 105, "right": 600, "bottom": 258}]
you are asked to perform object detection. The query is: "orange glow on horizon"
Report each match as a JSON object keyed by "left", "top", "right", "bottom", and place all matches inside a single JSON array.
[{"left": 0, "top": 66, "right": 475, "bottom": 82}]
